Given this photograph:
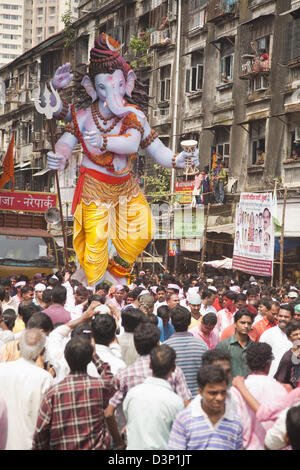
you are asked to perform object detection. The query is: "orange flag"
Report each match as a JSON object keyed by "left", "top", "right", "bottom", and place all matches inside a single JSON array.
[{"left": 0, "top": 131, "right": 15, "bottom": 191}]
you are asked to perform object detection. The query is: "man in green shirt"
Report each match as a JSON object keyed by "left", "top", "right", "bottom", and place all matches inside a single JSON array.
[
  {"left": 210, "top": 160, "right": 227, "bottom": 204},
  {"left": 215, "top": 309, "right": 255, "bottom": 380}
]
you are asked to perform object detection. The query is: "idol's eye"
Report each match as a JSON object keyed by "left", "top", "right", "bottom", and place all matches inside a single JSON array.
[
  {"left": 98, "top": 84, "right": 105, "bottom": 90},
  {"left": 119, "top": 81, "right": 124, "bottom": 87}
]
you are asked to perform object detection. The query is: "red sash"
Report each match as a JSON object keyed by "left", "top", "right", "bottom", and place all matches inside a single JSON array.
[{"left": 71, "top": 166, "right": 131, "bottom": 215}]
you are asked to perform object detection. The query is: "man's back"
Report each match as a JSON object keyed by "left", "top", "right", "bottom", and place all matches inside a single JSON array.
[
  {"left": 231, "top": 374, "right": 287, "bottom": 450},
  {"left": 259, "top": 326, "right": 292, "bottom": 377},
  {"left": 32, "top": 371, "right": 114, "bottom": 450},
  {"left": 0, "top": 357, "right": 53, "bottom": 450},
  {"left": 43, "top": 304, "right": 71, "bottom": 324},
  {"left": 123, "top": 377, "right": 184, "bottom": 450},
  {"left": 164, "top": 332, "right": 208, "bottom": 397}
]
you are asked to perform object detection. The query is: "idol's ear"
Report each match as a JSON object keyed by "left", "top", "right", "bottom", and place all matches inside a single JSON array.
[
  {"left": 125, "top": 69, "right": 136, "bottom": 98},
  {"left": 81, "top": 75, "right": 97, "bottom": 102}
]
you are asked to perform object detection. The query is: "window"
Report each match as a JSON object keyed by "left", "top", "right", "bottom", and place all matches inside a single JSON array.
[
  {"left": 48, "top": 27, "right": 55, "bottom": 34},
  {"left": 185, "top": 50, "right": 203, "bottom": 93},
  {"left": 249, "top": 120, "right": 266, "bottom": 166},
  {"left": 219, "top": 41, "right": 234, "bottom": 83},
  {"left": 159, "top": 65, "right": 171, "bottom": 102},
  {"left": 214, "top": 127, "right": 231, "bottom": 168}
]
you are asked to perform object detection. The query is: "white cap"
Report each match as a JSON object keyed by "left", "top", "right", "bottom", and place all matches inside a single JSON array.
[
  {"left": 230, "top": 286, "right": 240, "bottom": 293},
  {"left": 15, "top": 281, "right": 26, "bottom": 288},
  {"left": 34, "top": 283, "right": 46, "bottom": 291},
  {"left": 94, "top": 305, "right": 111, "bottom": 314},
  {"left": 208, "top": 286, "right": 217, "bottom": 292},
  {"left": 288, "top": 291, "right": 298, "bottom": 299}
]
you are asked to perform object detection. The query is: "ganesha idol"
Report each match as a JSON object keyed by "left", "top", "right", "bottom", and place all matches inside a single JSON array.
[{"left": 47, "top": 34, "right": 199, "bottom": 286}]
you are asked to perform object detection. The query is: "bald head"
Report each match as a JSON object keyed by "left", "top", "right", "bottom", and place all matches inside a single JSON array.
[{"left": 19, "top": 328, "right": 46, "bottom": 362}]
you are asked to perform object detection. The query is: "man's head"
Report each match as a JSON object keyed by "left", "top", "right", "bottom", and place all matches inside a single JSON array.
[
  {"left": 197, "top": 365, "right": 228, "bottom": 415},
  {"left": 26, "top": 312, "right": 54, "bottom": 336},
  {"left": 246, "top": 287, "right": 259, "bottom": 305},
  {"left": 285, "top": 320, "right": 300, "bottom": 346},
  {"left": 200, "top": 312, "right": 217, "bottom": 336},
  {"left": 157, "top": 305, "right": 171, "bottom": 328},
  {"left": 294, "top": 304, "right": 300, "bottom": 322},
  {"left": 150, "top": 344, "right": 176, "bottom": 379},
  {"left": 187, "top": 293, "right": 201, "bottom": 318},
  {"left": 222, "top": 291, "right": 238, "bottom": 310},
  {"left": 64, "top": 336, "right": 93, "bottom": 373},
  {"left": 133, "top": 322, "right": 161, "bottom": 356},
  {"left": 42, "top": 289, "right": 53, "bottom": 308},
  {"left": 114, "top": 285, "right": 125, "bottom": 304},
  {"left": 166, "top": 293, "right": 180, "bottom": 310},
  {"left": 278, "top": 304, "right": 294, "bottom": 331},
  {"left": 51, "top": 285, "right": 67, "bottom": 306},
  {"left": 170, "top": 305, "right": 191, "bottom": 332},
  {"left": 1, "top": 308, "right": 16, "bottom": 331},
  {"left": 236, "top": 293, "right": 247, "bottom": 310},
  {"left": 74, "top": 286, "right": 90, "bottom": 305},
  {"left": 138, "top": 293, "right": 155, "bottom": 314},
  {"left": 202, "top": 349, "right": 231, "bottom": 383},
  {"left": 246, "top": 342, "right": 273, "bottom": 374},
  {"left": 34, "top": 283, "right": 46, "bottom": 302},
  {"left": 263, "top": 207, "right": 271, "bottom": 231},
  {"left": 121, "top": 307, "right": 144, "bottom": 332},
  {"left": 91, "top": 314, "right": 116, "bottom": 346},
  {"left": 19, "top": 328, "right": 46, "bottom": 362},
  {"left": 156, "top": 286, "right": 166, "bottom": 303},
  {"left": 21, "top": 285, "right": 34, "bottom": 301},
  {"left": 285, "top": 405, "right": 300, "bottom": 450},
  {"left": 18, "top": 300, "right": 42, "bottom": 326},
  {"left": 234, "top": 308, "right": 254, "bottom": 336},
  {"left": 201, "top": 290, "right": 215, "bottom": 306},
  {"left": 95, "top": 282, "right": 110, "bottom": 298}
]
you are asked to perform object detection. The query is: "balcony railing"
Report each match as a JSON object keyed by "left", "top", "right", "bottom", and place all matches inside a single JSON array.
[{"left": 207, "top": 0, "right": 238, "bottom": 23}]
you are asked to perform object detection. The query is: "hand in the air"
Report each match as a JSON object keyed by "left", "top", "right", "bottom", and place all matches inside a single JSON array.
[
  {"left": 175, "top": 148, "right": 199, "bottom": 169},
  {"left": 47, "top": 151, "right": 67, "bottom": 170},
  {"left": 84, "top": 130, "right": 103, "bottom": 149},
  {"left": 52, "top": 63, "right": 73, "bottom": 90}
]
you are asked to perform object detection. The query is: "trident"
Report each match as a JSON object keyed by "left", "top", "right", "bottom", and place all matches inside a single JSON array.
[{"left": 33, "top": 82, "right": 69, "bottom": 268}]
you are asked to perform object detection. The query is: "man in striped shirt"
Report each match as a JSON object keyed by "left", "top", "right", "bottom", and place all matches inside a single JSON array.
[
  {"left": 164, "top": 305, "right": 208, "bottom": 397},
  {"left": 168, "top": 364, "right": 243, "bottom": 450}
]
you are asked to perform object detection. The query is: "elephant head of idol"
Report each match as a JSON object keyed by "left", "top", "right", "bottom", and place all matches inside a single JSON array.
[{"left": 80, "top": 33, "right": 147, "bottom": 121}]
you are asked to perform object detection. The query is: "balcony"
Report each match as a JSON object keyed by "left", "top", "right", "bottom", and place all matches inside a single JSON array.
[
  {"left": 240, "top": 54, "right": 270, "bottom": 80},
  {"left": 207, "top": 0, "right": 238, "bottom": 24}
]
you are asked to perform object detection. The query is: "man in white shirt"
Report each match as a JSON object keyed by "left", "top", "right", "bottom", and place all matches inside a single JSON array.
[
  {"left": 259, "top": 303, "right": 294, "bottom": 377},
  {"left": 154, "top": 286, "right": 167, "bottom": 314},
  {"left": 123, "top": 344, "right": 184, "bottom": 450},
  {"left": 0, "top": 328, "right": 53, "bottom": 450},
  {"left": 200, "top": 290, "right": 218, "bottom": 317}
]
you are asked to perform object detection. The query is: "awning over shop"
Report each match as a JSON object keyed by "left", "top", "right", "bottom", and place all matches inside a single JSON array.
[
  {"left": 33, "top": 168, "right": 51, "bottom": 177},
  {"left": 203, "top": 257, "right": 233, "bottom": 270},
  {"left": 207, "top": 223, "right": 235, "bottom": 235},
  {"left": 276, "top": 200, "right": 300, "bottom": 237}
]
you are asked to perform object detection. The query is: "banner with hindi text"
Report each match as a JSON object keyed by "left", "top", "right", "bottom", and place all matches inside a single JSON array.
[{"left": 0, "top": 190, "right": 57, "bottom": 213}]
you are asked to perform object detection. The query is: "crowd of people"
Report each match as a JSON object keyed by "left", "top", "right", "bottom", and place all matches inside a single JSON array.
[{"left": 1, "top": 267, "right": 300, "bottom": 451}]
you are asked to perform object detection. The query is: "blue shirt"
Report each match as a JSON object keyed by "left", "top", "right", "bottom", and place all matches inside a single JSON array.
[
  {"left": 164, "top": 332, "right": 208, "bottom": 397},
  {"left": 163, "top": 322, "right": 175, "bottom": 341}
]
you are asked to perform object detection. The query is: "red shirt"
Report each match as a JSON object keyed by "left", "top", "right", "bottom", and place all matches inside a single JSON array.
[
  {"left": 212, "top": 297, "right": 222, "bottom": 312},
  {"left": 220, "top": 323, "right": 259, "bottom": 342},
  {"left": 252, "top": 317, "right": 278, "bottom": 341}
]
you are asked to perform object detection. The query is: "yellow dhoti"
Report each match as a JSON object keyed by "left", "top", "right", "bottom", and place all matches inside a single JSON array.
[{"left": 73, "top": 170, "right": 155, "bottom": 285}]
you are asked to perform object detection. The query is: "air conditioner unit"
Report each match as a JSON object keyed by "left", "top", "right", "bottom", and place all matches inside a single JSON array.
[
  {"left": 34, "top": 131, "right": 41, "bottom": 141},
  {"left": 254, "top": 75, "right": 268, "bottom": 91},
  {"left": 153, "top": 107, "right": 169, "bottom": 118},
  {"left": 295, "top": 127, "right": 300, "bottom": 143}
]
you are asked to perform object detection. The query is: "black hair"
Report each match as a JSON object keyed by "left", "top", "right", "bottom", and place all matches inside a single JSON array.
[
  {"left": 51, "top": 286, "right": 67, "bottom": 305},
  {"left": 129, "top": 287, "right": 145, "bottom": 300},
  {"left": 150, "top": 344, "right": 176, "bottom": 378},
  {"left": 197, "top": 364, "right": 228, "bottom": 388},
  {"left": 64, "top": 336, "right": 93, "bottom": 373},
  {"left": 91, "top": 314, "right": 116, "bottom": 346},
  {"left": 71, "top": 322, "right": 92, "bottom": 340},
  {"left": 21, "top": 285, "right": 34, "bottom": 296},
  {"left": 156, "top": 286, "right": 166, "bottom": 294},
  {"left": 236, "top": 293, "right": 247, "bottom": 302},
  {"left": 223, "top": 291, "right": 238, "bottom": 302},
  {"left": 258, "top": 298, "right": 272, "bottom": 310},
  {"left": 157, "top": 305, "right": 171, "bottom": 321},
  {"left": 285, "top": 320, "right": 300, "bottom": 339},
  {"left": 18, "top": 301, "right": 42, "bottom": 326},
  {"left": 234, "top": 308, "right": 254, "bottom": 323},
  {"left": 42, "top": 289, "right": 53, "bottom": 305},
  {"left": 0, "top": 285, "right": 6, "bottom": 302},
  {"left": 202, "top": 312, "right": 217, "bottom": 326},
  {"left": 202, "top": 349, "right": 231, "bottom": 366},
  {"left": 142, "top": 313, "right": 158, "bottom": 325},
  {"left": 170, "top": 305, "right": 191, "bottom": 332},
  {"left": 201, "top": 290, "right": 214, "bottom": 300},
  {"left": 246, "top": 342, "right": 273, "bottom": 372},
  {"left": 95, "top": 282, "right": 110, "bottom": 293},
  {"left": 280, "top": 303, "right": 295, "bottom": 317},
  {"left": 121, "top": 307, "right": 144, "bottom": 332},
  {"left": 133, "top": 322, "right": 161, "bottom": 356},
  {"left": 286, "top": 405, "right": 300, "bottom": 450},
  {"left": 26, "top": 312, "right": 54, "bottom": 333},
  {"left": 1, "top": 308, "right": 16, "bottom": 330}
]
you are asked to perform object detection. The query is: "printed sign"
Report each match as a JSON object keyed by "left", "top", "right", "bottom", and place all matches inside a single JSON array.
[
  {"left": 0, "top": 190, "right": 57, "bottom": 213},
  {"left": 232, "top": 192, "right": 275, "bottom": 277}
]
